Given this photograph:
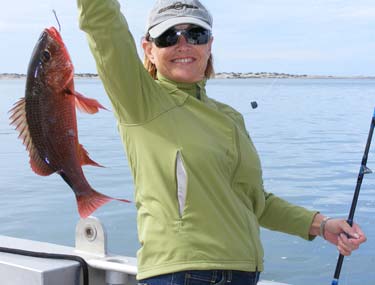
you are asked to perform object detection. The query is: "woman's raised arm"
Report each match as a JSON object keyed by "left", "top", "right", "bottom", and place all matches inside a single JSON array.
[{"left": 77, "top": 0, "right": 173, "bottom": 124}]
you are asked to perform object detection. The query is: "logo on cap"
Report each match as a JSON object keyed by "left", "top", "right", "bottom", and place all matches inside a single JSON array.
[{"left": 158, "top": 2, "right": 199, "bottom": 14}]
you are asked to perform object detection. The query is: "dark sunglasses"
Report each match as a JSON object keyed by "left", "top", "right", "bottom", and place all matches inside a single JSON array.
[{"left": 148, "top": 26, "right": 211, "bottom": 48}]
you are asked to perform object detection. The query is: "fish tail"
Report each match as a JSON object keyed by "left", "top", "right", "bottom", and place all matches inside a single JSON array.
[{"left": 76, "top": 190, "right": 131, "bottom": 218}]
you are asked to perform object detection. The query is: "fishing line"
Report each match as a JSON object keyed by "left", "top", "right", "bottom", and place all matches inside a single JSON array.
[
  {"left": 0, "top": 247, "right": 89, "bottom": 285},
  {"left": 240, "top": 62, "right": 289, "bottom": 117},
  {"left": 52, "top": 9, "right": 62, "bottom": 32}
]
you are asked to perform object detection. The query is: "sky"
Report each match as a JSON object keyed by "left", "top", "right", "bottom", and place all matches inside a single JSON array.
[{"left": 1, "top": 0, "right": 374, "bottom": 76}]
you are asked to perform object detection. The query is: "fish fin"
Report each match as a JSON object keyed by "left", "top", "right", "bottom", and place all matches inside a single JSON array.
[
  {"left": 72, "top": 91, "right": 107, "bottom": 114},
  {"left": 76, "top": 190, "right": 131, "bottom": 218},
  {"left": 29, "top": 157, "right": 54, "bottom": 176},
  {"left": 9, "top": 98, "right": 54, "bottom": 176},
  {"left": 78, "top": 144, "right": 104, "bottom": 167}
]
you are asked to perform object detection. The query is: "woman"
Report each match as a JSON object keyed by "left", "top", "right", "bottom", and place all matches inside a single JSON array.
[{"left": 77, "top": 0, "right": 366, "bottom": 284}]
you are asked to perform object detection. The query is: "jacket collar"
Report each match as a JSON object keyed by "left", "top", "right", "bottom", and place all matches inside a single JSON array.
[{"left": 156, "top": 72, "right": 207, "bottom": 101}]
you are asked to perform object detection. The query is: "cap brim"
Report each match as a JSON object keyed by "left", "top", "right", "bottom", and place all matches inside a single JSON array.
[{"left": 148, "top": 17, "right": 212, "bottom": 38}]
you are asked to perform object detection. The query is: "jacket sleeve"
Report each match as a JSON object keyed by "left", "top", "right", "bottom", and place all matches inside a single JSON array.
[
  {"left": 259, "top": 191, "right": 318, "bottom": 240},
  {"left": 228, "top": 109, "right": 318, "bottom": 241},
  {"left": 77, "top": 0, "right": 175, "bottom": 124}
]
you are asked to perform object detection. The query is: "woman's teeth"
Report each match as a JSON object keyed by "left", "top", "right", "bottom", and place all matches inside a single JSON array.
[{"left": 173, "top": 58, "right": 193, "bottom": 63}]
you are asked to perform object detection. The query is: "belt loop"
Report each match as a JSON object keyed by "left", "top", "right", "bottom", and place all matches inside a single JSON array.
[
  {"left": 226, "top": 270, "right": 232, "bottom": 283},
  {"left": 211, "top": 270, "right": 217, "bottom": 283}
]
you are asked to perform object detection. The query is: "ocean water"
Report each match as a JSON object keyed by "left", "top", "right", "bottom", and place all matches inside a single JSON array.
[{"left": 0, "top": 78, "right": 374, "bottom": 285}]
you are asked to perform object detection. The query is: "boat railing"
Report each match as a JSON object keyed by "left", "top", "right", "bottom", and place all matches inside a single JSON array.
[{"left": 0, "top": 217, "right": 289, "bottom": 285}]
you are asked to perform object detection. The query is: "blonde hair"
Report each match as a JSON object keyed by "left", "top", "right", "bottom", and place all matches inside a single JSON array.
[{"left": 143, "top": 53, "right": 215, "bottom": 80}]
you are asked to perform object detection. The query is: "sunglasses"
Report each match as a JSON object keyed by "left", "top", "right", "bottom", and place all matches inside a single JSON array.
[{"left": 148, "top": 26, "right": 211, "bottom": 48}]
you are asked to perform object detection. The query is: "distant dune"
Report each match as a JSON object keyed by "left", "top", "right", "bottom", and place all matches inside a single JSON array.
[{"left": 214, "top": 72, "right": 375, "bottom": 79}]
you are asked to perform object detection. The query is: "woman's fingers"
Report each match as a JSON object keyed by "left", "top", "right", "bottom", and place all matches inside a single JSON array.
[{"left": 323, "top": 220, "right": 367, "bottom": 255}]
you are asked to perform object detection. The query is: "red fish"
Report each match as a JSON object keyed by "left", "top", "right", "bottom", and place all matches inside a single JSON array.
[{"left": 9, "top": 27, "right": 130, "bottom": 218}]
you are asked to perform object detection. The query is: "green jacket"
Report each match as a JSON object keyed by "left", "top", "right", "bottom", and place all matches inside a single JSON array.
[{"left": 77, "top": 0, "right": 317, "bottom": 280}]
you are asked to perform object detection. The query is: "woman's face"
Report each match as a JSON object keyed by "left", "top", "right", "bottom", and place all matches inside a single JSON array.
[{"left": 143, "top": 24, "right": 213, "bottom": 83}]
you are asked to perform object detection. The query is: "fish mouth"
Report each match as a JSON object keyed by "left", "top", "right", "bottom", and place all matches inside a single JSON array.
[
  {"left": 45, "top": 26, "right": 63, "bottom": 44},
  {"left": 45, "top": 26, "right": 74, "bottom": 86},
  {"left": 26, "top": 26, "right": 74, "bottom": 90}
]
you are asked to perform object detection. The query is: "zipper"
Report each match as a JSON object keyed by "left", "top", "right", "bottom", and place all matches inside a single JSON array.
[{"left": 196, "top": 84, "right": 201, "bottom": 100}]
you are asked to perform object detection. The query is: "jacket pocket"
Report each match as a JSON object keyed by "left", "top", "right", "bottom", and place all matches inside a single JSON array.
[{"left": 176, "top": 150, "right": 188, "bottom": 218}]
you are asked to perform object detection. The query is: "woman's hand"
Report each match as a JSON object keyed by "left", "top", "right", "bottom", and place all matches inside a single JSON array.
[
  {"left": 310, "top": 214, "right": 367, "bottom": 256},
  {"left": 323, "top": 218, "right": 366, "bottom": 256}
]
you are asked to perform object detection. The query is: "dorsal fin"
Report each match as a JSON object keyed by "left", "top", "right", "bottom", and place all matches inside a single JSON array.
[{"left": 9, "top": 98, "right": 54, "bottom": 176}]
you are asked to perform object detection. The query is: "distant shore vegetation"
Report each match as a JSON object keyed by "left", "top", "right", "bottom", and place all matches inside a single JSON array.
[{"left": 1, "top": 72, "right": 374, "bottom": 80}]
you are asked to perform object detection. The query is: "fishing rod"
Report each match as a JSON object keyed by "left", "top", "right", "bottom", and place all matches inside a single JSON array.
[{"left": 331, "top": 107, "right": 375, "bottom": 285}]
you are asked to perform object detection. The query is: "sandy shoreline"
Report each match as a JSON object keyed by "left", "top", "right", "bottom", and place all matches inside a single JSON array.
[{"left": 1, "top": 72, "right": 374, "bottom": 80}]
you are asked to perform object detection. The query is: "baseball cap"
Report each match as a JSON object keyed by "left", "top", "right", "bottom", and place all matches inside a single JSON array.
[{"left": 147, "top": 0, "right": 213, "bottom": 38}]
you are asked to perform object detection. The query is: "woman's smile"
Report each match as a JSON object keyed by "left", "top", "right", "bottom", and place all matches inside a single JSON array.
[{"left": 171, "top": 57, "right": 195, "bottom": 64}]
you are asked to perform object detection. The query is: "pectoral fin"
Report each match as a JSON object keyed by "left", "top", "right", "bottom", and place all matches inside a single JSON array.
[{"left": 71, "top": 90, "right": 107, "bottom": 114}]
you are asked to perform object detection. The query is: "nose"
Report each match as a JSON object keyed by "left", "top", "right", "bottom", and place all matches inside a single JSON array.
[{"left": 176, "top": 33, "right": 189, "bottom": 46}]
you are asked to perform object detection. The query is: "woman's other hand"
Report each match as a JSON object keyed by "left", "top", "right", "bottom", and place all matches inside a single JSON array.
[
  {"left": 310, "top": 214, "right": 367, "bottom": 256},
  {"left": 324, "top": 218, "right": 366, "bottom": 256}
]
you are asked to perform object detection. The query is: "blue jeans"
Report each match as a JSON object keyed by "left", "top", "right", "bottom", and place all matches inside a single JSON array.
[{"left": 138, "top": 270, "right": 260, "bottom": 285}]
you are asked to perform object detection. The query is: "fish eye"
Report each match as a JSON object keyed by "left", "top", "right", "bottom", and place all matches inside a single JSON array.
[{"left": 41, "top": 50, "right": 51, "bottom": 62}]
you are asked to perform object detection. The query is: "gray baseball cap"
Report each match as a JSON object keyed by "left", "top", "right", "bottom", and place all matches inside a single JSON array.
[{"left": 147, "top": 0, "right": 213, "bottom": 38}]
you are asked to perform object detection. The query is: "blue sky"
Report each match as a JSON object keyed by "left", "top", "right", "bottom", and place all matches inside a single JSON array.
[{"left": 1, "top": 0, "right": 374, "bottom": 76}]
